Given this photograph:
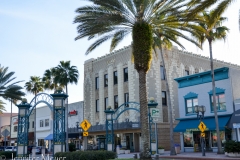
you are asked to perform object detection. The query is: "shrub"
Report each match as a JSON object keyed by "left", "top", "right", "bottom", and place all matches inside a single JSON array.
[
  {"left": 69, "top": 143, "right": 76, "bottom": 152},
  {"left": 158, "top": 146, "right": 164, "bottom": 149},
  {"left": 0, "top": 151, "right": 16, "bottom": 158},
  {"left": 224, "top": 140, "right": 240, "bottom": 153},
  {"left": 54, "top": 150, "right": 117, "bottom": 160}
]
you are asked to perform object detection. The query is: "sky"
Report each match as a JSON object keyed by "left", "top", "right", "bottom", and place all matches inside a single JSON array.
[{"left": 1, "top": 0, "right": 240, "bottom": 113}]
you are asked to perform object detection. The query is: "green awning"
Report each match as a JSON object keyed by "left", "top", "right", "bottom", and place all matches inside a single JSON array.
[{"left": 174, "top": 115, "right": 231, "bottom": 132}]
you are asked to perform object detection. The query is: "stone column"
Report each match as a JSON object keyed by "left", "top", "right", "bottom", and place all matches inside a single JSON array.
[
  {"left": 117, "top": 63, "right": 124, "bottom": 122},
  {"left": 99, "top": 70, "right": 105, "bottom": 124}
]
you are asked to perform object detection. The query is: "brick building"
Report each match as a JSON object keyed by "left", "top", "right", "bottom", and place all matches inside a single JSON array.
[{"left": 83, "top": 45, "right": 240, "bottom": 152}]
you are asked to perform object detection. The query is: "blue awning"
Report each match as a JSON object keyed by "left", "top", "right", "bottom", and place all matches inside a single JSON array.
[
  {"left": 174, "top": 115, "right": 231, "bottom": 132},
  {"left": 44, "top": 134, "right": 53, "bottom": 140}
]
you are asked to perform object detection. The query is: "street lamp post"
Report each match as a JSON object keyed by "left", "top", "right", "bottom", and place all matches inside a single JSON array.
[
  {"left": 148, "top": 97, "right": 158, "bottom": 155},
  {"left": 76, "top": 122, "right": 83, "bottom": 150},
  {"left": 16, "top": 98, "right": 30, "bottom": 158},
  {"left": 194, "top": 105, "right": 206, "bottom": 156},
  {"left": 104, "top": 106, "right": 114, "bottom": 151}
]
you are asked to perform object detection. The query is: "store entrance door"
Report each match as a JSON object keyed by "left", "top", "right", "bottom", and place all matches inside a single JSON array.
[
  {"left": 193, "top": 131, "right": 211, "bottom": 152},
  {"left": 126, "top": 133, "right": 134, "bottom": 152}
]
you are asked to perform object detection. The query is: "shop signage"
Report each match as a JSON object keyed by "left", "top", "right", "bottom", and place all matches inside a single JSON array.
[
  {"left": 186, "top": 128, "right": 209, "bottom": 132},
  {"left": 132, "top": 123, "right": 139, "bottom": 128},
  {"left": 68, "top": 110, "right": 78, "bottom": 116},
  {"left": 233, "top": 123, "right": 240, "bottom": 128},
  {"left": 151, "top": 108, "right": 160, "bottom": 117}
]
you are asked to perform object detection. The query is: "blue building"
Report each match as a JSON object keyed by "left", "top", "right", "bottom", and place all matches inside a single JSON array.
[{"left": 174, "top": 67, "right": 240, "bottom": 152}]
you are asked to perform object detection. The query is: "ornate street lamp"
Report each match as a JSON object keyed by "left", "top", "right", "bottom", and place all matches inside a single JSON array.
[
  {"left": 51, "top": 87, "right": 68, "bottom": 154},
  {"left": 76, "top": 122, "right": 83, "bottom": 150},
  {"left": 16, "top": 98, "right": 30, "bottom": 158},
  {"left": 194, "top": 105, "right": 206, "bottom": 156},
  {"left": 148, "top": 97, "right": 158, "bottom": 155},
  {"left": 104, "top": 106, "right": 114, "bottom": 151}
]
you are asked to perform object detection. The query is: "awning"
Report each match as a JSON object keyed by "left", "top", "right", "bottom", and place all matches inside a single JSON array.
[
  {"left": 44, "top": 134, "right": 53, "bottom": 140},
  {"left": 227, "top": 109, "right": 240, "bottom": 128},
  {"left": 174, "top": 115, "right": 231, "bottom": 132}
]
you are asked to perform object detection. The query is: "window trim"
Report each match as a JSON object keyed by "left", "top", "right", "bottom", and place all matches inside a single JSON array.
[
  {"left": 185, "top": 97, "right": 198, "bottom": 115},
  {"left": 96, "top": 99, "right": 99, "bottom": 112},
  {"left": 123, "top": 67, "right": 128, "bottom": 82},
  {"left": 95, "top": 77, "right": 99, "bottom": 89},
  {"left": 162, "top": 91, "right": 167, "bottom": 105},
  {"left": 113, "top": 71, "right": 118, "bottom": 85},
  {"left": 104, "top": 74, "right": 108, "bottom": 87},
  {"left": 208, "top": 88, "right": 226, "bottom": 112}
]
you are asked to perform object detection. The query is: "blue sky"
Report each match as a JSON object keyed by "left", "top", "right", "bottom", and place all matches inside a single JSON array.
[{"left": 1, "top": 0, "right": 240, "bottom": 113}]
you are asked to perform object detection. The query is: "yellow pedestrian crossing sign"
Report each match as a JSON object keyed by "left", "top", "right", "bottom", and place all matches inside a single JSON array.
[
  {"left": 80, "top": 119, "right": 91, "bottom": 131},
  {"left": 83, "top": 132, "right": 88, "bottom": 137},
  {"left": 198, "top": 121, "right": 207, "bottom": 132}
]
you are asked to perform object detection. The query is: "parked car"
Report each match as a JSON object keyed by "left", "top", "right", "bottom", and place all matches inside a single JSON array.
[
  {"left": 5, "top": 146, "right": 16, "bottom": 151},
  {"left": 35, "top": 146, "right": 48, "bottom": 154},
  {"left": 0, "top": 146, "right": 5, "bottom": 151},
  {"left": 27, "top": 146, "right": 34, "bottom": 154}
]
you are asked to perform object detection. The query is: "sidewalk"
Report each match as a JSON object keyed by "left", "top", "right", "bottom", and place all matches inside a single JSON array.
[{"left": 117, "top": 151, "right": 240, "bottom": 160}]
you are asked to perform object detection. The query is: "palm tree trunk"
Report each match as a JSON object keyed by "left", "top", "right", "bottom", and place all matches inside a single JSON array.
[
  {"left": 65, "top": 85, "right": 69, "bottom": 152},
  {"left": 138, "top": 69, "right": 151, "bottom": 160},
  {"left": 159, "top": 40, "right": 176, "bottom": 155},
  {"left": 34, "top": 93, "right": 37, "bottom": 146},
  {"left": 10, "top": 99, "right": 12, "bottom": 146},
  {"left": 208, "top": 40, "right": 223, "bottom": 154}
]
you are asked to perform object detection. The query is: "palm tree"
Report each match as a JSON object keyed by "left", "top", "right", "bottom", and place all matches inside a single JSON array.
[
  {"left": 25, "top": 76, "right": 44, "bottom": 146},
  {"left": 54, "top": 61, "right": 79, "bottom": 152},
  {"left": 0, "top": 100, "right": 6, "bottom": 113},
  {"left": 0, "top": 64, "right": 25, "bottom": 101},
  {"left": 42, "top": 68, "right": 64, "bottom": 91},
  {"left": 74, "top": 0, "right": 197, "bottom": 158},
  {"left": 191, "top": 10, "right": 229, "bottom": 154}
]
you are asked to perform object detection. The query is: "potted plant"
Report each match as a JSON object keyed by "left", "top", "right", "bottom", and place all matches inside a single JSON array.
[{"left": 158, "top": 146, "right": 164, "bottom": 155}]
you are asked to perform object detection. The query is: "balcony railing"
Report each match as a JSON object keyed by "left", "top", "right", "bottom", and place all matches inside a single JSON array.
[{"left": 68, "top": 121, "right": 141, "bottom": 133}]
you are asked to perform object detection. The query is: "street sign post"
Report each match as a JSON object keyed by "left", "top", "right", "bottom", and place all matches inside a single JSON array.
[{"left": 80, "top": 119, "right": 91, "bottom": 131}]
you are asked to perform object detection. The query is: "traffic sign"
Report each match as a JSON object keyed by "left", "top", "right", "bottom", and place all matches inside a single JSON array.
[
  {"left": 201, "top": 132, "right": 205, "bottom": 138},
  {"left": 83, "top": 132, "right": 88, "bottom": 136},
  {"left": 198, "top": 121, "right": 207, "bottom": 132},
  {"left": 151, "top": 108, "right": 160, "bottom": 117},
  {"left": 80, "top": 119, "right": 91, "bottom": 131}
]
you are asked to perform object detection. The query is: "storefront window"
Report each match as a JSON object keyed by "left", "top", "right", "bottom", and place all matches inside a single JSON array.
[
  {"left": 184, "top": 132, "right": 193, "bottom": 147},
  {"left": 211, "top": 131, "right": 225, "bottom": 147}
]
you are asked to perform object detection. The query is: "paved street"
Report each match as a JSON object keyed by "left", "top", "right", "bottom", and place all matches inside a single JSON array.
[{"left": 117, "top": 151, "right": 239, "bottom": 160}]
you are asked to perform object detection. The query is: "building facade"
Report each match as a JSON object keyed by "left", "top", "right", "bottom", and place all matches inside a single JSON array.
[
  {"left": 174, "top": 67, "right": 240, "bottom": 152},
  {"left": 83, "top": 45, "right": 240, "bottom": 152}
]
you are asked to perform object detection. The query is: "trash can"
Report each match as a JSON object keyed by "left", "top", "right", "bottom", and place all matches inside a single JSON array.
[{"left": 175, "top": 144, "right": 180, "bottom": 154}]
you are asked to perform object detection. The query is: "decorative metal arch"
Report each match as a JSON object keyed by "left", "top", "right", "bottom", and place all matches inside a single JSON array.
[
  {"left": 105, "top": 102, "right": 140, "bottom": 151},
  {"left": 113, "top": 102, "right": 140, "bottom": 120},
  {"left": 28, "top": 93, "right": 53, "bottom": 116}
]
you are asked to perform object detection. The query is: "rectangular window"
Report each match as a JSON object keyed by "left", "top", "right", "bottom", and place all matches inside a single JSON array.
[
  {"left": 95, "top": 77, "right": 99, "bottom": 89},
  {"left": 105, "top": 97, "right": 108, "bottom": 110},
  {"left": 45, "top": 119, "right": 49, "bottom": 127},
  {"left": 160, "top": 65, "right": 165, "bottom": 80},
  {"left": 14, "top": 126, "right": 18, "bottom": 132},
  {"left": 185, "top": 70, "right": 189, "bottom": 76},
  {"left": 162, "top": 91, "right": 167, "bottom": 105},
  {"left": 113, "top": 71, "right": 118, "bottom": 85},
  {"left": 40, "top": 120, "right": 44, "bottom": 127},
  {"left": 210, "top": 94, "right": 226, "bottom": 111},
  {"left": 96, "top": 99, "right": 99, "bottom": 112},
  {"left": 124, "top": 68, "right": 128, "bottom": 82},
  {"left": 114, "top": 95, "right": 118, "bottom": 109},
  {"left": 186, "top": 98, "right": 198, "bottom": 114},
  {"left": 124, "top": 93, "right": 129, "bottom": 107},
  {"left": 104, "top": 74, "right": 108, "bottom": 87},
  {"left": 183, "top": 132, "right": 193, "bottom": 147},
  {"left": 32, "top": 121, "right": 34, "bottom": 128}
]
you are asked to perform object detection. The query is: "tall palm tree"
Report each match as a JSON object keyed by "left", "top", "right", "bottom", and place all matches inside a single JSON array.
[
  {"left": 0, "top": 100, "right": 6, "bottom": 113},
  {"left": 42, "top": 68, "right": 64, "bottom": 91},
  {"left": 0, "top": 64, "right": 25, "bottom": 101},
  {"left": 74, "top": 0, "right": 196, "bottom": 158},
  {"left": 191, "top": 10, "right": 229, "bottom": 154},
  {"left": 54, "top": 61, "right": 79, "bottom": 152},
  {"left": 25, "top": 76, "right": 44, "bottom": 146}
]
